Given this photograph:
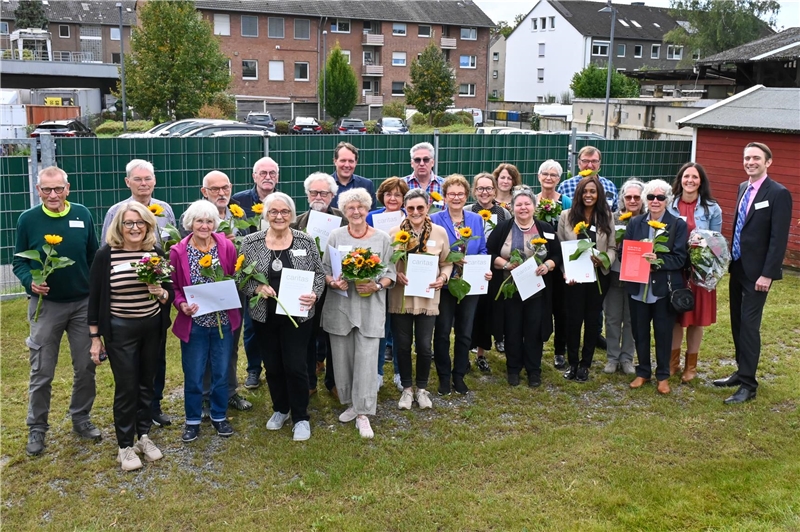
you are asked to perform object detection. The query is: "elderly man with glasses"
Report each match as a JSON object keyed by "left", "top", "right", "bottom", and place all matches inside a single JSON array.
[
  {"left": 233, "top": 156, "right": 280, "bottom": 219},
  {"left": 404, "top": 142, "right": 444, "bottom": 202}
]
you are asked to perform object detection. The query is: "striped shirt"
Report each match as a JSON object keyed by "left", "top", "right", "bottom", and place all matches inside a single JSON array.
[{"left": 109, "top": 249, "right": 160, "bottom": 319}]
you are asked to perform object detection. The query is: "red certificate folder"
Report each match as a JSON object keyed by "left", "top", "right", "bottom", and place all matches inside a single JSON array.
[{"left": 620, "top": 240, "right": 653, "bottom": 284}]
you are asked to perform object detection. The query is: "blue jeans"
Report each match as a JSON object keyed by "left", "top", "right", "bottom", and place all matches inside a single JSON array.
[
  {"left": 242, "top": 299, "right": 261, "bottom": 376},
  {"left": 181, "top": 322, "right": 233, "bottom": 424}
]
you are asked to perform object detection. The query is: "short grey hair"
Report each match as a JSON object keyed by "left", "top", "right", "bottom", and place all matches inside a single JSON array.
[
  {"left": 643, "top": 179, "right": 673, "bottom": 205},
  {"left": 538, "top": 159, "right": 563, "bottom": 176},
  {"left": 410, "top": 142, "right": 435, "bottom": 159},
  {"left": 182, "top": 199, "right": 221, "bottom": 231},
  {"left": 253, "top": 156, "right": 279, "bottom": 174},
  {"left": 37, "top": 166, "right": 68, "bottom": 185},
  {"left": 404, "top": 188, "right": 429, "bottom": 205},
  {"left": 126, "top": 159, "right": 154, "bottom": 177},
  {"left": 304, "top": 172, "right": 338, "bottom": 195},
  {"left": 618, "top": 178, "right": 646, "bottom": 212},
  {"left": 338, "top": 188, "right": 373, "bottom": 211},
  {"left": 202, "top": 170, "right": 230, "bottom": 188},
  {"left": 263, "top": 192, "right": 296, "bottom": 223},
  {"left": 512, "top": 186, "right": 537, "bottom": 211}
]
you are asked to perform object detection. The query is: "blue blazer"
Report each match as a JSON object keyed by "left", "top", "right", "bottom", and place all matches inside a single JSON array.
[
  {"left": 430, "top": 209, "right": 488, "bottom": 256},
  {"left": 623, "top": 210, "right": 688, "bottom": 299}
]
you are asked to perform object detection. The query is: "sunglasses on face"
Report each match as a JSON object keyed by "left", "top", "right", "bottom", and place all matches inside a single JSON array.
[
  {"left": 406, "top": 205, "right": 427, "bottom": 213},
  {"left": 624, "top": 195, "right": 641, "bottom": 201},
  {"left": 412, "top": 157, "right": 432, "bottom": 164},
  {"left": 647, "top": 194, "right": 667, "bottom": 202}
]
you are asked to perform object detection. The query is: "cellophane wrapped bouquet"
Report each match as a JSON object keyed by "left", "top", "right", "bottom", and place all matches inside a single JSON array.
[{"left": 688, "top": 229, "right": 730, "bottom": 290}]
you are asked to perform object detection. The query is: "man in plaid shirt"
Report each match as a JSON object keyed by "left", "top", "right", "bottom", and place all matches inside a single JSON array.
[
  {"left": 404, "top": 142, "right": 444, "bottom": 203},
  {"left": 557, "top": 146, "right": 618, "bottom": 211}
]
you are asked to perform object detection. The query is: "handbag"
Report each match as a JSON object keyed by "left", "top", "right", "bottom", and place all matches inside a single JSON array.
[{"left": 667, "top": 274, "right": 694, "bottom": 313}]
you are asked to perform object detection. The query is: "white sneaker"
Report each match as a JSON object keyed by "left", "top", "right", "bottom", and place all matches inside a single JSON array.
[
  {"left": 415, "top": 388, "right": 433, "bottom": 409},
  {"left": 621, "top": 361, "right": 636, "bottom": 375},
  {"left": 292, "top": 420, "right": 311, "bottom": 441},
  {"left": 398, "top": 389, "right": 413, "bottom": 410},
  {"left": 603, "top": 361, "right": 618, "bottom": 374},
  {"left": 133, "top": 434, "right": 163, "bottom": 462},
  {"left": 377, "top": 373, "right": 384, "bottom": 391},
  {"left": 356, "top": 416, "right": 374, "bottom": 439},
  {"left": 117, "top": 446, "right": 143, "bottom": 471},
  {"left": 339, "top": 406, "right": 357, "bottom": 423},
  {"left": 393, "top": 373, "right": 403, "bottom": 392},
  {"left": 266, "top": 411, "right": 290, "bottom": 430}
]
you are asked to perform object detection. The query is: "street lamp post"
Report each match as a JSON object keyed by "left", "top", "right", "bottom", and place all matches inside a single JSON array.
[
  {"left": 322, "top": 30, "right": 327, "bottom": 122},
  {"left": 117, "top": 3, "right": 127, "bottom": 132},
  {"left": 600, "top": 1, "right": 616, "bottom": 138}
]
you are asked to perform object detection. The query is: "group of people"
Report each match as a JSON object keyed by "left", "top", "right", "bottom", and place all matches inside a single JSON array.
[{"left": 14, "top": 140, "right": 792, "bottom": 471}]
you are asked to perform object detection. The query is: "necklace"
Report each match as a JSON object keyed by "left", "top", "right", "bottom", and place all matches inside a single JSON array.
[
  {"left": 348, "top": 224, "right": 369, "bottom": 239},
  {"left": 515, "top": 220, "right": 534, "bottom": 232},
  {"left": 191, "top": 237, "right": 213, "bottom": 253},
  {"left": 270, "top": 249, "right": 285, "bottom": 272}
]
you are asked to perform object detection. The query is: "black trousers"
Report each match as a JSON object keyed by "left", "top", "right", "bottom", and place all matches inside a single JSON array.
[
  {"left": 106, "top": 313, "right": 161, "bottom": 448},
  {"left": 434, "top": 290, "right": 479, "bottom": 381},
  {"left": 549, "top": 270, "right": 568, "bottom": 357},
  {"left": 729, "top": 260, "right": 769, "bottom": 390},
  {"left": 503, "top": 293, "right": 547, "bottom": 377},
  {"left": 254, "top": 315, "right": 312, "bottom": 422},
  {"left": 629, "top": 296, "right": 675, "bottom": 381},
  {"left": 565, "top": 275, "right": 610, "bottom": 368},
  {"left": 391, "top": 313, "right": 435, "bottom": 389}
]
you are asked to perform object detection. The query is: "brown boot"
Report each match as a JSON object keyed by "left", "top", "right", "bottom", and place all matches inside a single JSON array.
[
  {"left": 657, "top": 379, "right": 671, "bottom": 394},
  {"left": 681, "top": 352, "right": 698, "bottom": 383},
  {"left": 670, "top": 348, "right": 681, "bottom": 376}
]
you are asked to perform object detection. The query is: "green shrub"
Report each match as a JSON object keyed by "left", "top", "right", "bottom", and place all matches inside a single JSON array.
[
  {"left": 320, "top": 121, "right": 334, "bottom": 134},
  {"left": 275, "top": 121, "right": 289, "bottom": 135},
  {"left": 383, "top": 100, "right": 406, "bottom": 118},
  {"left": 454, "top": 111, "right": 474, "bottom": 125},
  {"left": 197, "top": 104, "right": 227, "bottom": 119},
  {"left": 210, "top": 93, "right": 237, "bottom": 119},
  {"left": 410, "top": 112, "right": 428, "bottom": 125},
  {"left": 95, "top": 120, "right": 154, "bottom": 135},
  {"left": 365, "top": 120, "right": 377, "bottom": 134}
]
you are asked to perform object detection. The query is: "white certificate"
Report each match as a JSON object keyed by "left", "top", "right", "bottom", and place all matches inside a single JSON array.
[
  {"left": 275, "top": 268, "right": 315, "bottom": 318},
  {"left": 561, "top": 240, "right": 596, "bottom": 284},
  {"left": 372, "top": 210, "right": 405, "bottom": 234},
  {"left": 306, "top": 210, "right": 342, "bottom": 252},
  {"left": 183, "top": 279, "right": 242, "bottom": 317},
  {"left": 326, "top": 245, "right": 348, "bottom": 297},
  {"left": 510, "top": 258, "right": 546, "bottom": 301},
  {"left": 462, "top": 254, "right": 491, "bottom": 296},
  {"left": 404, "top": 253, "right": 438, "bottom": 299}
]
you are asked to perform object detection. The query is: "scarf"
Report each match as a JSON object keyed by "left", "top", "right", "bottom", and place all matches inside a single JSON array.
[{"left": 399, "top": 216, "right": 432, "bottom": 254}]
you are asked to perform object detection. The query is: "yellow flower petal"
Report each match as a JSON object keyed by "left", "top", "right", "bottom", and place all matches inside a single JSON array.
[
  {"left": 478, "top": 209, "right": 492, "bottom": 221},
  {"left": 573, "top": 221, "right": 588, "bottom": 235},
  {"left": 458, "top": 227, "right": 472, "bottom": 238},
  {"left": 430, "top": 191, "right": 443, "bottom": 202},
  {"left": 148, "top": 204, "right": 164, "bottom": 216},
  {"left": 44, "top": 234, "right": 63, "bottom": 245},
  {"left": 531, "top": 237, "right": 548, "bottom": 245},
  {"left": 579, "top": 169, "right": 593, "bottom": 177},
  {"left": 229, "top": 204, "right": 245, "bottom": 218},
  {"left": 619, "top": 211, "right": 633, "bottom": 221},
  {"left": 235, "top": 254, "right": 245, "bottom": 272},
  {"left": 251, "top": 204, "right": 264, "bottom": 215},
  {"left": 199, "top": 254, "right": 213, "bottom": 268},
  {"left": 395, "top": 230, "right": 410, "bottom": 243}
]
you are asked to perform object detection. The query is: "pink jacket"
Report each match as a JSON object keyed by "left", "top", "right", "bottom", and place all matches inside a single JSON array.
[{"left": 170, "top": 232, "right": 242, "bottom": 343}]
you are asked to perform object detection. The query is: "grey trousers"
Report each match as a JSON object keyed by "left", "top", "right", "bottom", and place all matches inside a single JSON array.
[
  {"left": 329, "top": 329, "right": 379, "bottom": 416},
  {"left": 25, "top": 297, "right": 96, "bottom": 432},
  {"left": 603, "top": 271, "right": 635, "bottom": 365}
]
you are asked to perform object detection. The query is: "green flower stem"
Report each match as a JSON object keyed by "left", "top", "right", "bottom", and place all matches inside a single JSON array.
[
  {"left": 272, "top": 296, "right": 299, "bottom": 328},
  {"left": 33, "top": 245, "right": 55, "bottom": 323},
  {"left": 216, "top": 311, "right": 223, "bottom": 339},
  {"left": 495, "top": 275, "right": 513, "bottom": 301}
]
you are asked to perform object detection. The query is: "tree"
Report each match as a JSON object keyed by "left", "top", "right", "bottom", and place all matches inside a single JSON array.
[
  {"left": 123, "top": 0, "right": 230, "bottom": 122},
  {"left": 404, "top": 41, "right": 457, "bottom": 125},
  {"left": 494, "top": 13, "right": 526, "bottom": 39},
  {"left": 664, "top": 0, "right": 779, "bottom": 63},
  {"left": 570, "top": 64, "right": 640, "bottom": 98},
  {"left": 14, "top": 0, "right": 48, "bottom": 30},
  {"left": 318, "top": 43, "right": 358, "bottom": 121}
]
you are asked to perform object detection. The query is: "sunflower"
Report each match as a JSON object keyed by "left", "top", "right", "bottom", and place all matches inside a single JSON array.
[
  {"left": 578, "top": 169, "right": 594, "bottom": 177},
  {"left": 573, "top": 221, "right": 588, "bottom": 235},
  {"left": 458, "top": 227, "right": 472, "bottom": 238},
  {"left": 229, "top": 204, "right": 245, "bottom": 218},
  {"left": 235, "top": 254, "right": 245, "bottom": 272},
  {"left": 149, "top": 256, "right": 161, "bottom": 265},
  {"left": 365, "top": 259, "right": 376, "bottom": 268},
  {"left": 430, "top": 191, "right": 443, "bottom": 202},
  {"left": 343, "top": 257, "right": 354, "bottom": 266},
  {"left": 355, "top": 248, "right": 368, "bottom": 256},
  {"left": 531, "top": 237, "right": 548, "bottom": 245},
  {"left": 44, "top": 234, "right": 63, "bottom": 245},
  {"left": 619, "top": 211, "right": 633, "bottom": 221},
  {"left": 354, "top": 256, "right": 365, "bottom": 267},
  {"left": 251, "top": 204, "right": 264, "bottom": 215},
  {"left": 199, "top": 254, "right": 213, "bottom": 268},
  {"left": 478, "top": 209, "right": 492, "bottom": 221},
  {"left": 395, "top": 230, "right": 410, "bottom": 243},
  {"left": 647, "top": 220, "right": 667, "bottom": 230},
  {"left": 148, "top": 204, "right": 165, "bottom": 216}
]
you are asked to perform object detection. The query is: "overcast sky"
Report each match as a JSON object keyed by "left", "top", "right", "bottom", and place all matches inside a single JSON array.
[{"left": 474, "top": 0, "right": 800, "bottom": 32}]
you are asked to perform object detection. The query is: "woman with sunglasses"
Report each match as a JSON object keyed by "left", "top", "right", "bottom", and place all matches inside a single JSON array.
[
  {"left": 667, "top": 163, "right": 722, "bottom": 383},
  {"left": 430, "top": 174, "right": 492, "bottom": 395},
  {"left": 492, "top": 163, "right": 522, "bottom": 210},
  {"left": 556, "top": 175, "right": 616, "bottom": 382},
  {"left": 625, "top": 180, "right": 688, "bottom": 394}
]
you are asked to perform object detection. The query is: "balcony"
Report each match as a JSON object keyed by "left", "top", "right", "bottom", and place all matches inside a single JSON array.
[
  {"left": 362, "top": 64, "right": 384, "bottom": 77},
  {"left": 363, "top": 95, "right": 383, "bottom": 105},
  {"left": 441, "top": 37, "right": 457, "bottom": 49},
  {"left": 362, "top": 33, "right": 385, "bottom": 46},
  {"left": 1, "top": 49, "right": 100, "bottom": 62}
]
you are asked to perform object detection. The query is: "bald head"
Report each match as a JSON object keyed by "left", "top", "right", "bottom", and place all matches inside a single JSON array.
[{"left": 201, "top": 171, "right": 232, "bottom": 214}]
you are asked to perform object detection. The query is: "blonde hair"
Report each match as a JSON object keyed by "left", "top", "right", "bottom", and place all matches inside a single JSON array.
[
  {"left": 470, "top": 172, "right": 498, "bottom": 200},
  {"left": 106, "top": 202, "right": 158, "bottom": 250},
  {"left": 442, "top": 174, "right": 470, "bottom": 195}
]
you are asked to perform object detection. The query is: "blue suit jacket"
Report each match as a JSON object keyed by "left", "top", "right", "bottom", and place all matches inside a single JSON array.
[
  {"left": 623, "top": 210, "right": 688, "bottom": 298},
  {"left": 430, "top": 209, "right": 488, "bottom": 256}
]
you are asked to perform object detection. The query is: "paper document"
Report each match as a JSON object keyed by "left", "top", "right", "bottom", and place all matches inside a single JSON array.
[
  {"left": 510, "top": 258, "right": 546, "bottom": 300},
  {"left": 327, "top": 246, "right": 348, "bottom": 297},
  {"left": 183, "top": 279, "right": 242, "bottom": 317},
  {"left": 619, "top": 240, "right": 653, "bottom": 284},
  {"left": 462, "top": 254, "right": 491, "bottom": 296},
  {"left": 275, "top": 268, "right": 315, "bottom": 318},
  {"left": 372, "top": 210, "right": 405, "bottom": 234},
  {"left": 306, "top": 210, "right": 342, "bottom": 252},
  {"left": 404, "top": 253, "right": 438, "bottom": 299},
  {"left": 561, "top": 240, "right": 596, "bottom": 284}
]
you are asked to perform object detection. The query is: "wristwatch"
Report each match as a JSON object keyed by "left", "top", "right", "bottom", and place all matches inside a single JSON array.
[{"left": 375, "top": 281, "right": 384, "bottom": 292}]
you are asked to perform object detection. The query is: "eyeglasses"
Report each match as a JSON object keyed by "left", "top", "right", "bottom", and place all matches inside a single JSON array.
[
  {"left": 384, "top": 192, "right": 404, "bottom": 199},
  {"left": 406, "top": 205, "right": 427, "bottom": 213},
  {"left": 647, "top": 194, "right": 667, "bottom": 202},
  {"left": 475, "top": 186, "right": 495, "bottom": 193},
  {"left": 624, "top": 195, "right": 642, "bottom": 201},
  {"left": 345, "top": 205, "right": 367, "bottom": 213},
  {"left": 308, "top": 190, "right": 331, "bottom": 198},
  {"left": 446, "top": 192, "right": 466, "bottom": 199},
  {"left": 257, "top": 170, "right": 278, "bottom": 178},
  {"left": 194, "top": 219, "right": 215, "bottom": 227},
  {"left": 129, "top": 176, "right": 154, "bottom": 183},
  {"left": 122, "top": 220, "right": 148, "bottom": 229},
  {"left": 40, "top": 186, "right": 66, "bottom": 195},
  {"left": 579, "top": 159, "right": 601, "bottom": 165},
  {"left": 412, "top": 157, "right": 432, "bottom": 164},
  {"left": 539, "top": 172, "right": 560, "bottom": 179},
  {"left": 267, "top": 209, "right": 292, "bottom": 218},
  {"left": 204, "top": 185, "right": 231, "bottom": 193}
]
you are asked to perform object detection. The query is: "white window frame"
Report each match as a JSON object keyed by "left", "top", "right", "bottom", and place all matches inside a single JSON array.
[
  {"left": 342, "top": 50, "right": 351, "bottom": 64},
  {"left": 241, "top": 15, "right": 258, "bottom": 38},
  {"left": 537, "top": 68, "right": 544, "bottom": 83},
  {"left": 213, "top": 14, "right": 230, "bottom": 36},
  {"left": 459, "top": 55, "right": 477, "bottom": 69},
  {"left": 242, "top": 59, "right": 258, "bottom": 80},
  {"left": 294, "top": 62, "right": 309, "bottom": 81},
  {"left": 57, "top": 24, "right": 69, "bottom": 38},
  {"left": 617, "top": 43, "right": 626, "bottom": 57},
  {"left": 363, "top": 50, "right": 374, "bottom": 65},
  {"left": 458, "top": 83, "right": 476, "bottom": 97},
  {"left": 492, "top": 70, "right": 498, "bottom": 79},
  {"left": 538, "top": 43, "right": 545, "bottom": 57},
  {"left": 110, "top": 27, "right": 120, "bottom": 41},
  {"left": 294, "top": 19, "right": 310, "bottom": 40},
  {"left": 268, "top": 17, "right": 284, "bottom": 38},
  {"left": 492, "top": 51, "right": 499, "bottom": 61},
  {"left": 460, "top": 27, "right": 477, "bottom": 40},
  {"left": 418, "top": 25, "right": 431, "bottom": 37},
  {"left": 540, "top": 17, "right": 547, "bottom": 30},
  {"left": 268, "top": 60, "right": 284, "bottom": 81},
  {"left": 592, "top": 40, "right": 609, "bottom": 57},
  {"left": 392, "top": 51, "right": 407, "bottom": 66},
  {"left": 634, "top": 45, "right": 643, "bottom": 58},
  {"left": 531, "top": 18, "right": 538, "bottom": 31},
  {"left": 651, "top": 44, "right": 661, "bottom": 59},
  {"left": 331, "top": 19, "right": 351, "bottom": 34},
  {"left": 391, "top": 81, "right": 405, "bottom": 96},
  {"left": 392, "top": 23, "right": 407, "bottom": 36},
  {"left": 667, "top": 45, "right": 683, "bottom": 60}
]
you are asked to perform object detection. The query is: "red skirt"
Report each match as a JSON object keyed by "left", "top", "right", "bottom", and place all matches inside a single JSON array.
[{"left": 678, "top": 282, "right": 716, "bottom": 327}]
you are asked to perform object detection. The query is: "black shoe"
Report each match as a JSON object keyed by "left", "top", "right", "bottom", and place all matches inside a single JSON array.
[
  {"left": 453, "top": 377, "right": 469, "bottom": 395},
  {"left": 563, "top": 366, "right": 578, "bottom": 380},
  {"left": 73, "top": 420, "right": 102, "bottom": 441},
  {"left": 437, "top": 380, "right": 451, "bottom": 396},
  {"left": 212, "top": 419, "right": 235, "bottom": 437},
  {"left": 201, "top": 399, "right": 211, "bottom": 422},
  {"left": 384, "top": 345, "right": 393, "bottom": 363},
  {"left": 507, "top": 373, "right": 520, "bottom": 386},
  {"left": 228, "top": 393, "right": 253, "bottom": 411},
  {"left": 554, "top": 354, "right": 567, "bottom": 370},
  {"left": 495, "top": 341, "right": 505, "bottom": 353},
  {"left": 527, "top": 374, "right": 542, "bottom": 388},
  {"left": 576, "top": 367, "right": 590, "bottom": 382},
  {"left": 596, "top": 335, "right": 607, "bottom": 350},
  {"left": 182, "top": 424, "right": 200, "bottom": 443},
  {"left": 724, "top": 386, "right": 756, "bottom": 404},
  {"left": 713, "top": 372, "right": 741, "bottom": 387},
  {"left": 243, "top": 371, "right": 261, "bottom": 389},
  {"left": 152, "top": 410, "right": 172, "bottom": 427},
  {"left": 477, "top": 356, "right": 491, "bottom": 373},
  {"left": 26, "top": 431, "right": 46, "bottom": 456}
]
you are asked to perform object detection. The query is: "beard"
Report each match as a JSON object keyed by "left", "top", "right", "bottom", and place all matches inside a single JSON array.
[{"left": 310, "top": 200, "right": 328, "bottom": 212}]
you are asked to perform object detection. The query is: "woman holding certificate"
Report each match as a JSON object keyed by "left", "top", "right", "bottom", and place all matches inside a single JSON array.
[
  {"left": 556, "top": 176, "right": 616, "bottom": 383},
  {"left": 170, "top": 200, "right": 241, "bottom": 443},
  {"left": 487, "top": 186, "right": 560, "bottom": 388},
  {"left": 388, "top": 189, "right": 452, "bottom": 410},
  {"left": 239, "top": 192, "right": 324, "bottom": 442},
  {"left": 323, "top": 188, "right": 396, "bottom": 439}
]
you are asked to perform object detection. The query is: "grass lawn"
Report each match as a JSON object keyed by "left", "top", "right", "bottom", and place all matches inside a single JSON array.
[{"left": 1, "top": 274, "right": 799, "bottom": 530}]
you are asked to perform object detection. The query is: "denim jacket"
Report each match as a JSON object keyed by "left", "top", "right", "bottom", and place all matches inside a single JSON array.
[{"left": 668, "top": 197, "right": 722, "bottom": 232}]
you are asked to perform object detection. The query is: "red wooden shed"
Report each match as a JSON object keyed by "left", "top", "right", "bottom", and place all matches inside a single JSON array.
[{"left": 677, "top": 85, "right": 800, "bottom": 268}]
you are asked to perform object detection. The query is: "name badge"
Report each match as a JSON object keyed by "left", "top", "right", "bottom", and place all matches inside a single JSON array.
[
  {"left": 338, "top": 245, "right": 353, "bottom": 252},
  {"left": 426, "top": 240, "right": 436, "bottom": 247},
  {"left": 543, "top": 232, "right": 555, "bottom": 240},
  {"left": 291, "top": 249, "right": 307, "bottom": 257},
  {"left": 679, "top": 216, "right": 687, "bottom": 221},
  {"left": 113, "top": 262, "right": 134, "bottom": 273},
  {"left": 754, "top": 200, "right": 769, "bottom": 210},
  {"left": 590, "top": 225, "right": 597, "bottom": 232},
  {"left": 69, "top": 220, "right": 85, "bottom": 228}
]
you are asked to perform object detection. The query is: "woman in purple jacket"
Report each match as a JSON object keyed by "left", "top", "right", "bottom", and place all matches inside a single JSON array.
[
  {"left": 430, "top": 174, "right": 492, "bottom": 395},
  {"left": 170, "top": 200, "right": 242, "bottom": 443}
]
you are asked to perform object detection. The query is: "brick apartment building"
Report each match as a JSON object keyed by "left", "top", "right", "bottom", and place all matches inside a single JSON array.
[{"left": 194, "top": 0, "right": 494, "bottom": 109}]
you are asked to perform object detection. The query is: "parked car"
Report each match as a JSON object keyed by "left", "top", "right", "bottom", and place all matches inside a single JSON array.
[
  {"left": 208, "top": 129, "right": 278, "bottom": 138},
  {"left": 288, "top": 117, "right": 322, "bottom": 134},
  {"left": 245, "top": 112, "right": 277, "bottom": 132},
  {"left": 475, "top": 126, "right": 519, "bottom": 135},
  {"left": 374, "top": 117, "right": 409, "bottom": 134},
  {"left": 181, "top": 123, "right": 272, "bottom": 137},
  {"left": 335, "top": 118, "right": 367, "bottom": 134},
  {"left": 118, "top": 121, "right": 174, "bottom": 138},
  {"left": 496, "top": 129, "right": 544, "bottom": 135},
  {"left": 164, "top": 119, "right": 238, "bottom": 137},
  {"left": 31, "top": 119, "right": 96, "bottom": 139}
]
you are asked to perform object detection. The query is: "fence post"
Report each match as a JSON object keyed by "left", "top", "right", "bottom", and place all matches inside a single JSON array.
[
  {"left": 568, "top": 127, "right": 577, "bottom": 177},
  {"left": 40, "top": 133, "right": 56, "bottom": 168},
  {"left": 263, "top": 135, "right": 270, "bottom": 158},
  {"left": 433, "top": 129, "right": 440, "bottom": 178},
  {"left": 29, "top": 142, "right": 39, "bottom": 208}
]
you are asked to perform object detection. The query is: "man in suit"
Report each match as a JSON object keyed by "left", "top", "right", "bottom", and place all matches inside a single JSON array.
[{"left": 714, "top": 142, "right": 792, "bottom": 404}]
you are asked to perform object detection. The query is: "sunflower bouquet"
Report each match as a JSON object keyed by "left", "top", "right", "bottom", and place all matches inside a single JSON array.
[
  {"left": 237, "top": 255, "right": 298, "bottom": 328},
  {"left": 133, "top": 253, "right": 174, "bottom": 300},
  {"left": 15, "top": 234, "right": 75, "bottom": 322},
  {"left": 535, "top": 198, "right": 562, "bottom": 224},
  {"left": 199, "top": 253, "right": 234, "bottom": 338},
  {"left": 615, "top": 211, "right": 634, "bottom": 243},
  {"left": 569, "top": 221, "right": 611, "bottom": 294},
  {"left": 688, "top": 229, "right": 729, "bottom": 291},
  {"left": 641, "top": 220, "right": 670, "bottom": 299}
]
